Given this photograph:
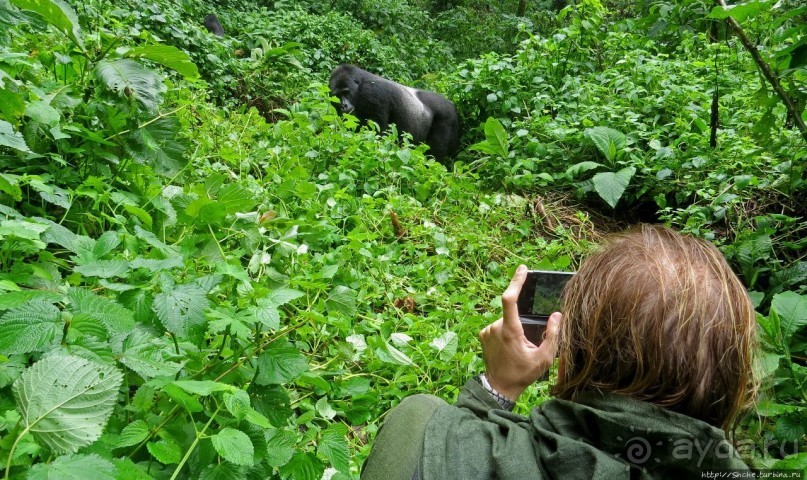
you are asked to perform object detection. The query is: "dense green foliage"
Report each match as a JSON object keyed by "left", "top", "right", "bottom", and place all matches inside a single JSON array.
[{"left": 0, "top": 0, "right": 805, "bottom": 478}]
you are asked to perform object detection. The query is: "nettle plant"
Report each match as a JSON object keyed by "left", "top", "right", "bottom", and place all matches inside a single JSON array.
[{"left": 752, "top": 291, "right": 807, "bottom": 469}]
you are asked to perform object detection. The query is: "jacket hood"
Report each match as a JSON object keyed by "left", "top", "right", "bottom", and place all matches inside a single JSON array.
[
  {"left": 533, "top": 391, "right": 747, "bottom": 478},
  {"left": 421, "top": 380, "right": 748, "bottom": 479}
]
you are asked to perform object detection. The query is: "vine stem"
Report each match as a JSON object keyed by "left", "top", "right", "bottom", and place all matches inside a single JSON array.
[
  {"left": 169, "top": 405, "right": 221, "bottom": 480},
  {"left": 4, "top": 425, "right": 31, "bottom": 480}
]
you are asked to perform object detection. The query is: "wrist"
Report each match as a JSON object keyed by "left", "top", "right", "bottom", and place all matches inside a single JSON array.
[
  {"left": 483, "top": 373, "right": 526, "bottom": 401},
  {"left": 476, "top": 373, "right": 516, "bottom": 410}
]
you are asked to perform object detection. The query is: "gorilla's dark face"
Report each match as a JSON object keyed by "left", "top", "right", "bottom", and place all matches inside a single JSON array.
[{"left": 329, "top": 69, "right": 359, "bottom": 115}]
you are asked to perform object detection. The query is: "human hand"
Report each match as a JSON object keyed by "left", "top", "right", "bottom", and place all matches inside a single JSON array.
[{"left": 479, "top": 264, "right": 561, "bottom": 400}]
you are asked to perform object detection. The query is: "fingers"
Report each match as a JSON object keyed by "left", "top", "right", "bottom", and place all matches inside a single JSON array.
[
  {"left": 479, "top": 319, "right": 501, "bottom": 340},
  {"left": 536, "top": 312, "right": 562, "bottom": 366},
  {"left": 501, "top": 264, "right": 528, "bottom": 326}
]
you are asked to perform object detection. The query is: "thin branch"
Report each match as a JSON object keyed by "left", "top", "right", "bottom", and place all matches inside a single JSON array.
[{"left": 715, "top": 0, "right": 807, "bottom": 143}]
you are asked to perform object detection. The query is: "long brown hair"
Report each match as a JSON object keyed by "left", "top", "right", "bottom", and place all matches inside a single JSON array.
[{"left": 552, "top": 224, "right": 758, "bottom": 430}]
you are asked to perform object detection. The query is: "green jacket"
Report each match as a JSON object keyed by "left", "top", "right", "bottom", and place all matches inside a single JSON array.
[{"left": 421, "top": 379, "right": 749, "bottom": 479}]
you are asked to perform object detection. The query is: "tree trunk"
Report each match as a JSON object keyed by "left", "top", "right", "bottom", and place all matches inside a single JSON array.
[{"left": 517, "top": 0, "right": 527, "bottom": 17}]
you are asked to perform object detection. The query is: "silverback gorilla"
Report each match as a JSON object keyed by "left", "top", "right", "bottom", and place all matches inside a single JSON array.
[
  {"left": 204, "top": 14, "right": 225, "bottom": 36},
  {"left": 329, "top": 65, "right": 460, "bottom": 162}
]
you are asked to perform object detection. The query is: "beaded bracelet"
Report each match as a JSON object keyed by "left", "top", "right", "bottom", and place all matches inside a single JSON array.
[{"left": 476, "top": 373, "right": 516, "bottom": 411}]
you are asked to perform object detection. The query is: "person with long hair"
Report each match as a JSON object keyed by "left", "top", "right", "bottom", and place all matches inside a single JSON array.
[{"left": 362, "top": 224, "right": 758, "bottom": 479}]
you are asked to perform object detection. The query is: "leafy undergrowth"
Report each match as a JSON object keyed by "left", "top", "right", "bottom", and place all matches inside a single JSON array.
[
  {"left": 0, "top": 2, "right": 601, "bottom": 475},
  {"left": 1, "top": 0, "right": 806, "bottom": 478}
]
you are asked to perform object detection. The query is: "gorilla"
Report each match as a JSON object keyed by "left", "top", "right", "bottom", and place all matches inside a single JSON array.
[
  {"left": 204, "top": 14, "right": 225, "bottom": 36},
  {"left": 329, "top": 64, "right": 460, "bottom": 162}
]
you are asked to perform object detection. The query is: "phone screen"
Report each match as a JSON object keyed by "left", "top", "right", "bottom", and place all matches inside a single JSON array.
[
  {"left": 517, "top": 270, "right": 574, "bottom": 346},
  {"left": 517, "top": 270, "right": 575, "bottom": 321}
]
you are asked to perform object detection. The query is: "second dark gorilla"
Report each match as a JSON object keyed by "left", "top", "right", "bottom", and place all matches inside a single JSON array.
[
  {"left": 329, "top": 65, "right": 460, "bottom": 162},
  {"left": 204, "top": 14, "right": 225, "bottom": 36}
]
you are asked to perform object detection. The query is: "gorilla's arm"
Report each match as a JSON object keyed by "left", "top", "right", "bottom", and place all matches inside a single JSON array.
[{"left": 353, "top": 80, "right": 392, "bottom": 132}]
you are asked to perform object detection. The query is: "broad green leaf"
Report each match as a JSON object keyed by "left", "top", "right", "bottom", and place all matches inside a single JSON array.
[
  {"left": 111, "top": 458, "right": 153, "bottom": 480},
  {"left": 161, "top": 384, "right": 203, "bottom": 413},
  {"left": 28, "top": 180, "right": 70, "bottom": 208},
  {"left": 216, "top": 183, "right": 258, "bottom": 214},
  {"left": 748, "top": 291, "right": 764, "bottom": 308},
  {"left": 73, "top": 259, "right": 130, "bottom": 278},
  {"left": 0, "top": 173, "right": 22, "bottom": 200},
  {"left": 13, "top": 354, "right": 123, "bottom": 453},
  {"left": 707, "top": 1, "right": 768, "bottom": 21},
  {"left": 483, "top": 117, "right": 509, "bottom": 157},
  {"left": 0, "top": 301, "right": 62, "bottom": 354},
  {"left": 0, "top": 88, "right": 26, "bottom": 121},
  {"left": 340, "top": 377, "right": 370, "bottom": 397},
  {"left": 255, "top": 340, "right": 310, "bottom": 385},
  {"left": 119, "top": 288, "right": 154, "bottom": 324},
  {"left": 223, "top": 389, "right": 250, "bottom": 419},
  {"left": 0, "top": 220, "right": 48, "bottom": 247},
  {"left": 208, "top": 308, "right": 252, "bottom": 339},
  {"left": 0, "top": 355, "right": 25, "bottom": 388},
  {"left": 376, "top": 343, "right": 414, "bottom": 366},
  {"left": 25, "top": 100, "right": 60, "bottom": 126},
  {"left": 67, "top": 288, "right": 134, "bottom": 336},
  {"left": 390, "top": 332, "right": 412, "bottom": 347},
  {"left": 153, "top": 282, "right": 209, "bottom": 343},
  {"left": 774, "top": 416, "right": 805, "bottom": 442},
  {"left": 771, "top": 452, "right": 807, "bottom": 471},
  {"left": 584, "top": 126, "right": 626, "bottom": 163},
  {"left": 95, "top": 59, "right": 165, "bottom": 111},
  {"left": 129, "top": 256, "right": 183, "bottom": 273},
  {"left": 146, "top": 439, "right": 181, "bottom": 465},
  {"left": 124, "top": 117, "right": 187, "bottom": 176},
  {"left": 210, "top": 427, "right": 254, "bottom": 466},
  {"left": 756, "top": 400, "right": 803, "bottom": 417},
  {"left": 249, "top": 384, "right": 292, "bottom": 427},
  {"left": 171, "top": 380, "right": 235, "bottom": 396},
  {"left": 114, "top": 420, "right": 150, "bottom": 449},
  {"left": 318, "top": 424, "right": 349, "bottom": 473},
  {"left": 26, "top": 453, "right": 115, "bottom": 480},
  {"left": 249, "top": 301, "right": 281, "bottom": 329},
  {"left": 265, "top": 428, "right": 296, "bottom": 467},
  {"left": 771, "top": 292, "right": 807, "bottom": 342},
  {"left": 0, "top": 119, "right": 31, "bottom": 152},
  {"left": 120, "top": 329, "right": 185, "bottom": 379},
  {"left": 266, "top": 288, "right": 305, "bottom": 306},
  {"left": 69, "top": 312, "right": 108, "bottom": 340},
  {"left": 0, "top": 290, "right": 62, "bottom": 311},
  {"left": 126, "top": 45, "right": 199, "bottom": 79},
  {"left": 593, "top": 166, "right": 636, "bottom": 209},
  {"left": 10, "top": 0, "right": 84, "bottom": 50},
  {"left": 565, "top": 161, "right": 602, "bottom": 176},
  {"left": 133, "top": 225, "right": 177, "bottom": 255},
  {"left": 315, "top": 397, "right": 336, "bottom": 420},
  {"left": 325, "top": 286, "right": 356, "bottom": 318},
  {"left": 429, "top": 332, "right": 458, "bottom": 361},
  {"left": 345, "top": 334, "right": 367, "bottom": 360},
  {"left": 223, "top": 390, "right": 271, "bottom": 428},
  {"left": 93, "top": 231, "right": 120, "bottom": 257},
  {"left": 244, "top": 425, "right": 268, "bottom": 464},
  {"left": 199, "top": 463, "right": 244, "bottom": 480},
  {"left": 278, "top": 452, "right": 324, "bottom": 480}
]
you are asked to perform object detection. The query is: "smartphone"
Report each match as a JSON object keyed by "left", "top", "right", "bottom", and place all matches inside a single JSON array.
[{"left": 517, "top": 270, "right": 575, "bottom": 345}]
